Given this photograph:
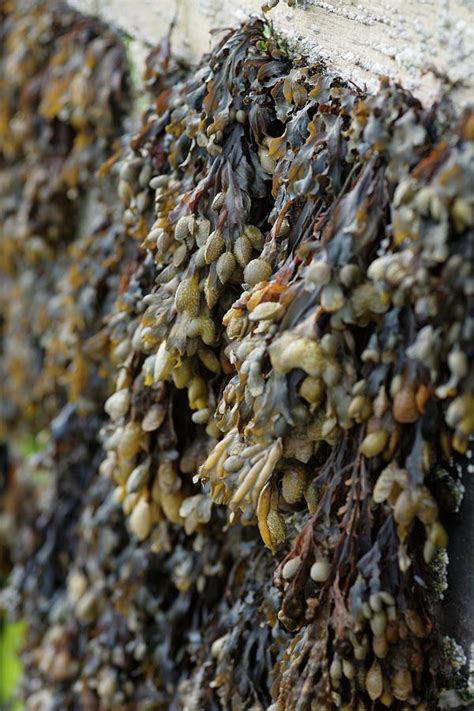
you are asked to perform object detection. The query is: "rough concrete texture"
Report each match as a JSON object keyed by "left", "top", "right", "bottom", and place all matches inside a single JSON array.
[{"left": 70, "top": 0, "right": 473, "bottom": 108}]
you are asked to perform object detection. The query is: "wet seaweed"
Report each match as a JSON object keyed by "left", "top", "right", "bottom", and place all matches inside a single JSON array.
[{"left": 0, "top": 2, "right": 472, "bottom": 709}]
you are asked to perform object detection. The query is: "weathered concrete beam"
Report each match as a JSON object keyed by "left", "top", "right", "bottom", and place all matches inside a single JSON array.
[{"left": 70, "top": 0, "right": 473, "bottom": 107}]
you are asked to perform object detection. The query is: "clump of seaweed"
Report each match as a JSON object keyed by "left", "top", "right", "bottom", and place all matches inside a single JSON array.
[
  {"left": 0, "top": 2, "right": 472, "bottom": 709},
  {"left": 0, "top": 0, "right": 129, "bottom": 439},
  {"left": 100, "top": 17, "right": 473, "bottom": 709}
]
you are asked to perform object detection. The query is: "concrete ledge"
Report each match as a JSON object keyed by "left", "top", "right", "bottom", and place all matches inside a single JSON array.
[{"left": 69, "top": 0, "right": 473, "bottom": 108}]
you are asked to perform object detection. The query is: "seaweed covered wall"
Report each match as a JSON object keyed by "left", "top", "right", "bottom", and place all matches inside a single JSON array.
[
  {"left": 68, "top": 0, "right": 474, "bottom": 109},
  {"left": 0, "top": 1, "right": 473, "bottom": 710}
]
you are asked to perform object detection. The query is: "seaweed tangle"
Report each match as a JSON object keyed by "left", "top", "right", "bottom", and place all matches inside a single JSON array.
[{"left": 0, "top": 2, "right": 473, "bottom": 710}]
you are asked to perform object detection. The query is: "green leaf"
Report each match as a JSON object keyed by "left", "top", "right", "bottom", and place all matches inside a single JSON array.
[{"left": 0, "top": 617, "right": 25, "bottom": 710}]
